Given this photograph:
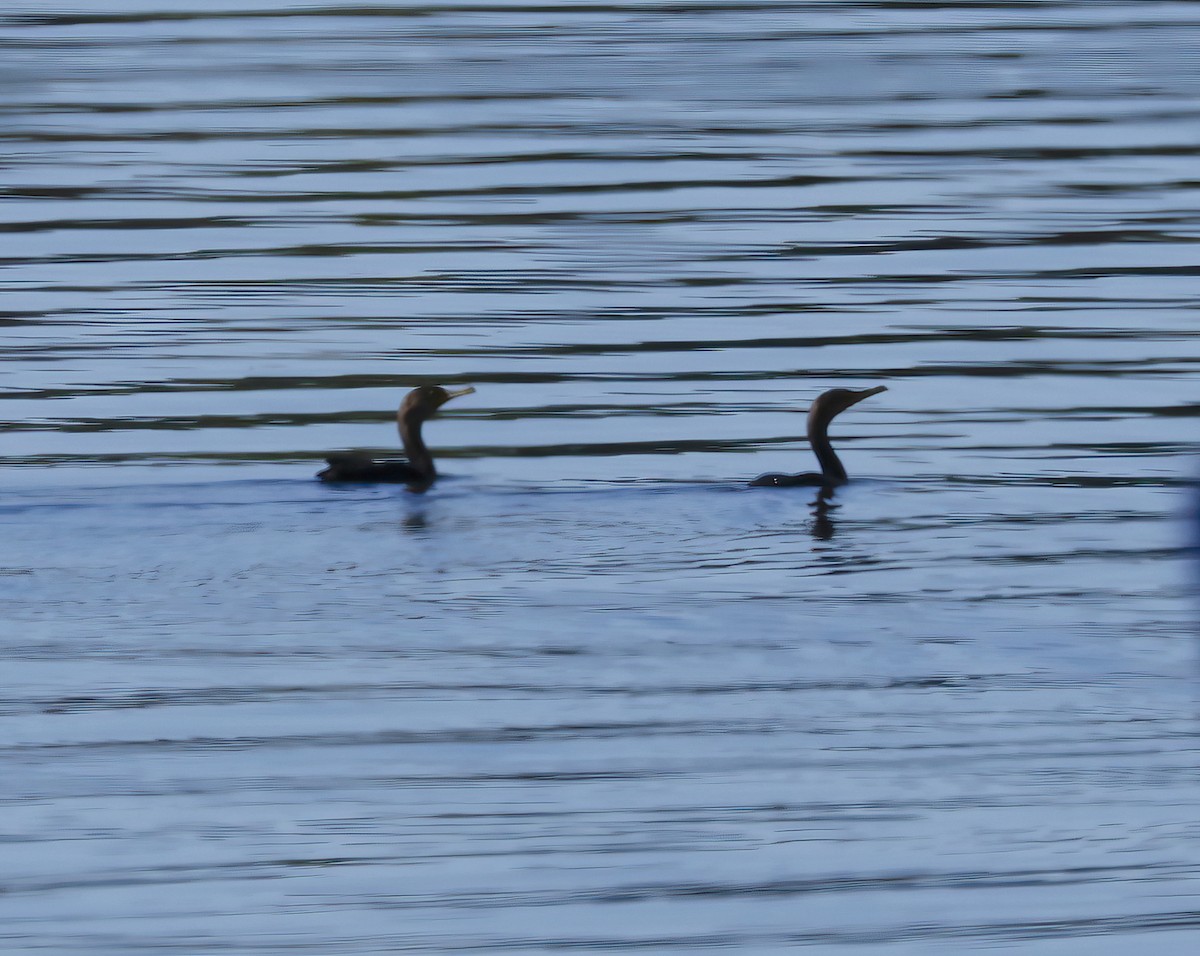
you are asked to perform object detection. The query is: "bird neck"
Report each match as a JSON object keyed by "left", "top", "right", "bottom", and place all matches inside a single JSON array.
[
  {"left": 398, "top": 412, "right": 435, "bottom": 480},
  {"left": 807, "top": 410, "right": 847, "bottom": 482}
]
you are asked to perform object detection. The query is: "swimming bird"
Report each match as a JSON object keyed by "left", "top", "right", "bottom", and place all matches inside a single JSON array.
[
  {"left": 750, "top": 385, "right": 886, "bottom": 488},
  {"left": 317, "top": 385, "right": 475, "bottom": 490}
]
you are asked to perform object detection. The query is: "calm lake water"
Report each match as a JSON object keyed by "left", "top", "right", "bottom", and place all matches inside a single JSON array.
[{"left": 4, "top": 2, "right": 1200, "bottom": 952}]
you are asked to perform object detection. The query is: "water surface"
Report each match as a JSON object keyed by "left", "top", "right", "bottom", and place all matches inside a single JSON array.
[{"left": 3, "top": 2, "right": 1200, "bottom": 953}]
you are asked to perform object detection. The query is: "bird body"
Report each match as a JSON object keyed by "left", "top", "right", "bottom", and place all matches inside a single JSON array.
[
  {"left": 749, "top": 471, "right": 833, "bottom": 488},
  {"left": 318, "top": 385, "right": 474, "bottom": 490},
  {"left": 318, "top": 453, "right": 427, "bottom": 484},
  {"left": 750, "top": 385, "right": 886, "bottom": 488}
]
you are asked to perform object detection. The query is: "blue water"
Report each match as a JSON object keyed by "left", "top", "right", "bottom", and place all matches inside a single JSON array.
[{"left": 4, "top": 2, "right": 1200, "bottom": 952}]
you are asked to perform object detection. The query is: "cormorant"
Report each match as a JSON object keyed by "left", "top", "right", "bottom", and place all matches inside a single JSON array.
[
  {"left": 317, "top": 385, "right": 475, "bottom": 490},
  {"left": 750, "top": 385, "right": 886, "bottom": 488}
]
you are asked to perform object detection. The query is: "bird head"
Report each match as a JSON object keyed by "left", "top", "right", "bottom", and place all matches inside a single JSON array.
[
  {"left": 399, "top": 384, "right": 476, "bottom": 422},
  {"left": 807, "top": 385, "right": 887, "bottom": 430}
]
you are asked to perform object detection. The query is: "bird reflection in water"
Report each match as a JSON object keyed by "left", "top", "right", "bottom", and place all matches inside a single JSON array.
[
  {"left": 811, "top": 488, "right": 838, "bottom": 540},
  {"left": 402, "top": 510, "right": 429, "bottom": 534},
  {"left": 318, "top": 385, "right": 475, "bottom": 493}
]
